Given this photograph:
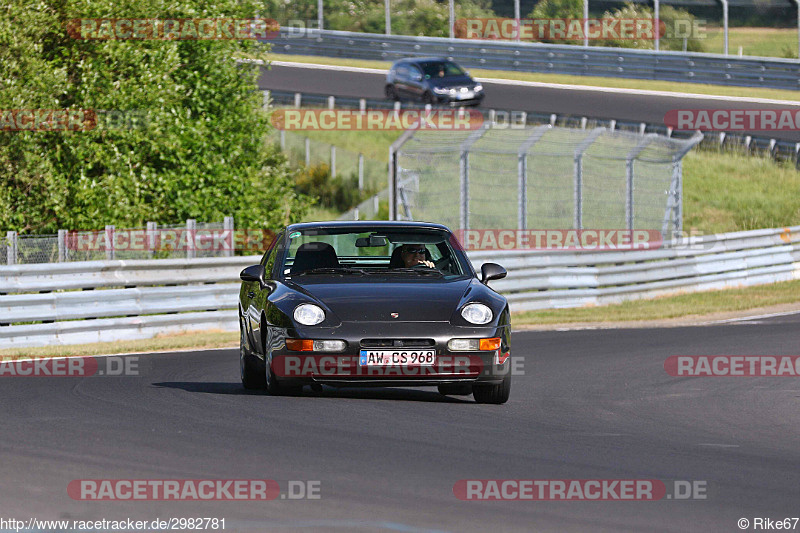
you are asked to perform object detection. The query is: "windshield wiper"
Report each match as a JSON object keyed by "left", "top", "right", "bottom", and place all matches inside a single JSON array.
[{"left": 293, "top": 267, "right": 366, "bottom": 276}]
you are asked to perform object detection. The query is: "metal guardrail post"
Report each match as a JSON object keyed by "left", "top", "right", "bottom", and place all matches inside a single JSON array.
[
  {"left": 517, "top": 125, "right": 552, "bottom": 230},
  {"left": 6, "top": 231, "right": 17, "bottom": 266},
  {"left": 279, "top": 130, "right": 285, "bottom": 150},
  {"left": 105, "top": 225, "right": 115, "bottom": 261},
  {"left": 223, "top": 216, "right": 234, "bottom": 258},
  {"left": 58, "top": 229, "right": 67, "bottom": 262},
  {"left": 147, "top": 221, "right": 157, "bottom": 258},
  {"left": 331, "top": 145, "right": 336, "bottom": 177},
  {"left": 358, "top": 154, "right": 364, "bottom": 191},
  {"left": 294, "top": 92, "right": 302, "bottom": 108},
  {"left": 186, "top": 219, "right": 196, "bottom": 259},
  {"left": 305, "top": 137, "right": 310, "bottom": 166},
  {"left": 573, "top": 128, "right": 605, "bottom": 230},
  {"left": 328, "top": 95, "right": 335, "bottom": 110}
]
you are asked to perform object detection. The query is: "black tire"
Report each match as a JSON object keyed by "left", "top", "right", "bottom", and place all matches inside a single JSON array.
[
  {"left": 240, "top": 325, "right": 266, "bottom": 390},
  {"left": 472, "top": 376, "right": 511, "bottom": 404},
  {"left": 422, "top": 91, "right": 437, "bottom": 105},
  {"left": 385, "top": 84, "right": 399, "bottom": 101},
  {"left": 438, "top": 384, "right": 473, "bottom": 396},
  {"left": 265, "top": 358, "right": 303, "bottom": 396}
]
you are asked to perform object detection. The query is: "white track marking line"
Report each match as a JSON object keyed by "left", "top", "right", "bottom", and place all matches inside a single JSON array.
[{"left": 268, "top": 60, "right": 800, "bottom": 106}]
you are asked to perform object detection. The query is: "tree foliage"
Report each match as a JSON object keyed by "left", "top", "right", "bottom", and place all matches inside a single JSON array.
[{"left": 0, "top": 0, "right": 308, "bottom": 233}]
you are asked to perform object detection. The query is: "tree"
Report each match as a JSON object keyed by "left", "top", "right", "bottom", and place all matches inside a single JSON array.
[{"left": 0, "top": 0, "right": 308, "bottom": 233}]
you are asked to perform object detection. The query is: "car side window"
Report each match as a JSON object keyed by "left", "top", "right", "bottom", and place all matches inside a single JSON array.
[
  {"left": 409, "top": 66, "right": 423, "bottom": 80},
  {"left": 260, "top": 231, "right": 283, "bottom": 277},
  {"left": 396, "top": 65, "right": 409, "bottom": 79}
]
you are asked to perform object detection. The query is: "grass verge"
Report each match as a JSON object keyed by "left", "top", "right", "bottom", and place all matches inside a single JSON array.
[
  {"left": 265, "top": 53, "right": 800, "bottom": 102},
  {"left": 513, "top": 279, "right": 800, "bottom": 326},
  {"left": 0, "top": 330, "right": 238, "bottom": 360}
]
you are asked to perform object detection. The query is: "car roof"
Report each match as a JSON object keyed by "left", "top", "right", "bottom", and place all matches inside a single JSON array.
[
  {"left": 392, "top": 57, "right": 450, "bottom": 66},
  {"left": 284, "top": 220, "right": 453, "bottom": 233}
]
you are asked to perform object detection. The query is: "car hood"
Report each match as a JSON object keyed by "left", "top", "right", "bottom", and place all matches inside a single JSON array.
[
  {"left": 428, "top": 75, "right": 475, "bottom": 89},
  {"left": 287, "top": 277, "right": 475, "bottom": 322}
]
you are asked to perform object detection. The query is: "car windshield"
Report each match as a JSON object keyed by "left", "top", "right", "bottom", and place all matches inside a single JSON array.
[
  {"left": 281, "top": 227, "right": 470, "bottom": 280},
  {"left": 418, "top": 61, "right": 466, "bottom": 79}
]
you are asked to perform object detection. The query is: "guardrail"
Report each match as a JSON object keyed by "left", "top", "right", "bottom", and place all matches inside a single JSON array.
[
  {"left": 265, "top": 89, "right": 800, "bottom": 167},
  {"left": 2, "top": 226, "right": 798, "bottom": 348},
  {"left": 268, "top": 29, "right": 800, "bottom": 90}
]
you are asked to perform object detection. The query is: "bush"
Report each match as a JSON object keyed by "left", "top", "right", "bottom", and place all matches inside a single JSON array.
[{"left": 295, "top": 163, "right": 365, "bottom": 212}]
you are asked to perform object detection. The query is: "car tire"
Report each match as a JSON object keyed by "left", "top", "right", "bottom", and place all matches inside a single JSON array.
[
  {"left": 472, "top": 376, "right": 511, "bottom": 404},
  {"left": 385, "top": 85, "right": 399, "bottom": 101},
  {"left": 264, "top": 356, "right": 303, "bottom": 396},
  {"left": 438, "top": 384, "right": 473, "bottom": 396},
  {"left": 423, "top": 91, "right": 437, "bottom": 105},
  {"left": 240, "top": 325, "right": 266, "bottom": 390}
]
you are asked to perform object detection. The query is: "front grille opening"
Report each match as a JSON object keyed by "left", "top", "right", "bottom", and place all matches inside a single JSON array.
[{"left": 360, "top": 338, "right": 436, "bottom": 348}]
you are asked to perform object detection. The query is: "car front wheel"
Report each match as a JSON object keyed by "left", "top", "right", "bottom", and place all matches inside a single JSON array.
[
  {"left": 385, "top": 84, "right": 399, "bottom": 101},
  {"left": 472, "top": 376, "right": 511, "bottom": 404},
  {"left": 240, "top": 325, "right": 266, "bottom": 389}
]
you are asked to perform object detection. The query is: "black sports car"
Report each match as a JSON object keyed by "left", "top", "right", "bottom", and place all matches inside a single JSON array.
[
  {"left": 238, "top": 221, "right": 511, "bottom": 403},
  {"left": 385, "top": 58, "right": 485, "bottom": 106}
]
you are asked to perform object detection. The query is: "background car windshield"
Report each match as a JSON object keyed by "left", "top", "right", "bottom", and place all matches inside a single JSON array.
[
  {"left": 419, "top": 61, "right": 466, "bottom": 78},
  {"left": 283, "top": 228, "right": 468, "bottom": 278}
]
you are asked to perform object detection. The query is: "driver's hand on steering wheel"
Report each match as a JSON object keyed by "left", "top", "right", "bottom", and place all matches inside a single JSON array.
[{"left": 416, "top": 260, "right": 435, "bottom": 268}]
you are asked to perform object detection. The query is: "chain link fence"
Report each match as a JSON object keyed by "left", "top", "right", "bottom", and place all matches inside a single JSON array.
[
  {"left": 2, "top": 218, "right": 234, "bottom": 266},
  {"left": 390, "top": 124, "right": 703, "bottom": 235}
]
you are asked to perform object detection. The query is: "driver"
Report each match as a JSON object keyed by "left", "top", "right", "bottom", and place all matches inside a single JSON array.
[{"left": 399, "top": 244, "right": 434, "bottom": 268}]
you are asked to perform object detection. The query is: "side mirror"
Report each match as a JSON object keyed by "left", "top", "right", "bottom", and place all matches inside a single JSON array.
[
  {"left": 480, "top": 263, "right": 507, "bottom": 284},
  {"left": 240, "top": 264, "right": 267, "bottom": 288}
]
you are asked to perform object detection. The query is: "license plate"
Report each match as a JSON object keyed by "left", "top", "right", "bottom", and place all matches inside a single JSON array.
[
  {"left": 359, "top": 350, "right": 435, "bottom": 366},
  {"left": 457, "top": 91, "right": 473, "bottom": 100}
]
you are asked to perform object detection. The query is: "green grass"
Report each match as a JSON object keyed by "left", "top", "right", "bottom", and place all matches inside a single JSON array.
[
  {"left": 0, "top": 330, "right": 238, "bottom": 359},
  {"left": 262, "top": 53, "right": 800, "bottom": 102},
  {"left": 703, "top": 26, "right": 797, "bottom": 58},
  {"left": 683, "top": 150, "right": 800, "bottom": 233},
  {"left": 514, "top": 279, "right": 800, "bottom": 325}
]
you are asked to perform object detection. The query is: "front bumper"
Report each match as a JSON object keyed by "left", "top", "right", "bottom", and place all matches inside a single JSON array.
[
  {"left": 432, "top": 92, "right": 485, "bottom": 106},
  {"left": 269, "top": 321, "right": 510, "bottom": 387}
]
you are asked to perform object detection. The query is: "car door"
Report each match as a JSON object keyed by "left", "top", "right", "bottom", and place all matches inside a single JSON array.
[
  {"left": 406, "top": 65, "right": 426, "bottom": 100},
  {"left": 393, "top": 65, "right": 411, "bottom": 98},
  {"left": 245, "top": 231, "right": 282, "bottom": 356}
]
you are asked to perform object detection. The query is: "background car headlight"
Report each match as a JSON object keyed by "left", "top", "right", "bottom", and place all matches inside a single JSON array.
[
  {"left": 474, "top": 84, "right": 483, "bottom": 92},
  {"left": 461, "top": 303, "right": 493, "bottom": 325},
  {"left": 433, "top": 87, "right": 448, "bottom": 94},
  {"left": 294, "top": 303, "right": 325, "bottom": 326}
]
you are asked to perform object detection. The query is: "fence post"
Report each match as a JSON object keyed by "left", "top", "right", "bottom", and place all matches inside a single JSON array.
[
  {"left": 305, "top": 137, "right": 310, "bottom": 166},
  {"left": 328, "top": 95, "right": 335, "bottom": 109},
  {"left": 517, "top": 125, "right": 551, "bottom": 230},
  {"left": 459, "top": 124, "right": 491, "bottom": 230},
  {"left": 625, "top": 135, "right": 656, "bottom": 232},
  {"left": 279, "top": 129, "right": 285, "bottom": 150},
  {"left": 105, "top": 225, "right": 115, "bottom": 261},
  {"left": 294, "top": 92, "right": 302, "bottom": 107},
  {"left": 331, "top": 145, "right": 336, "bottom": 177},
  {"left": 186, "top": 219, "right": 196, "bottom": 259},
  {"left": 58, "top": 229, "right": 67, "bottom": 262},
  {"left": 223, "top": 216, "right": 234, "bottom": 257},
  {"left": 573, "top": 128, "right": 605, "bottom": 230},
  {"left": 6, "top": 231, "right": 17, "bottom": 266},
  {"left": 147, "top": 221, "right": 157, "bottom": 258},
  {"left": 262, "top": 90, "right": 271, "bottom": 109},
  {"left": 358, "top": 154, "right": 364, "bottom": 191}
]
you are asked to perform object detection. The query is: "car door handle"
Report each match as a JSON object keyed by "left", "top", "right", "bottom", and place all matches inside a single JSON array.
[{"left": 247, "top": 291, "right": 255, "bottom": 298}]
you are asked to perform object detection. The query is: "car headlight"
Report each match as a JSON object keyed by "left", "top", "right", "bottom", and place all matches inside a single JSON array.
[
  {"left": 474, "top": 84, "right": 483, "bottom": 92},
  {"left": 461, "top": 303, "right": 493, "bottom": 325},
  {"left": 433, "top": 87, "right": 449, "bottom": 94},
  {"left": 293, "top": 303, "right": 325, "bottom": 326}
]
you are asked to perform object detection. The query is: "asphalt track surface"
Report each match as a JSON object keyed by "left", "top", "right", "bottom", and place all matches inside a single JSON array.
[
  {"left": 3, "top": 314, "right": 800, "bottom": 532},
  {"left": 257, "top": 63, "right": 800, "bottom": 142}
]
